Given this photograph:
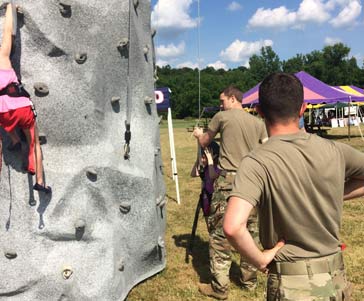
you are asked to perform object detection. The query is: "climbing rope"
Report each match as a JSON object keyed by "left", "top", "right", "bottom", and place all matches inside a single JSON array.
[
  {"left": 197, "top": 0, "right": 201, "bottom": 123},
  {"left": 124, "top": 0, "right": 133, "bottom": 160}
]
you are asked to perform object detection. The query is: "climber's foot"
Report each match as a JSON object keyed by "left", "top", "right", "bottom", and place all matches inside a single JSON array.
[{"left": 33, "top": 183, "right": 51, "bottom": 194}]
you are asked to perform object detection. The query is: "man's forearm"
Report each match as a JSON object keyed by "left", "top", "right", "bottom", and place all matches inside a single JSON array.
[
  {"left": 225, "top": 224, "right": 266, "bottom": 270},
  {"left": 344, "top": 178, "right": 364, "bottom": 200},
  {"left": 224, "top": 197, "right": 284, "bottom": 271},
  {"left": 198, "top": 132, "right": 211, "bottom": 148}
]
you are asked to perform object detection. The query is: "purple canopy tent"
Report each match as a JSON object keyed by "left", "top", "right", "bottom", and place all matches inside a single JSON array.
[
  {"left": 333, "top": 85, "right": 364, "bottom": 97},
  {"left": 242, "top": 71, "right": 364, "bottom": 140},
  {"left": 242, "top": 71, "right": 364, "bottom": 106}
]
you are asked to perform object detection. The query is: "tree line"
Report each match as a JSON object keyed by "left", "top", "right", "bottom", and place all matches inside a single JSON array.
[{"left": 156, "top": 43, "right": 364, "bottom": 118}]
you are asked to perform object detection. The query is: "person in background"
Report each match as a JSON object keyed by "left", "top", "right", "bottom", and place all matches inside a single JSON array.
[
  {"left": 224, "top": 72, "right": 361, "bottom": 300},
  {"left": 193, "top": 85, "right": 267, "bottom": 300},
  {"left": 190, "top": 141, "right": 220, "bottom": 221}
]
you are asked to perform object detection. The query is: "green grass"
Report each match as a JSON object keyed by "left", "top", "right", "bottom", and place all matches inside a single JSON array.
[{"left": 127, "top": 122, "right": 364, "bottom": 301}]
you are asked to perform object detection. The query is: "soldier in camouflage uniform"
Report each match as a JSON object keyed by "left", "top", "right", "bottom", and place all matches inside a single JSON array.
[
  {"left": 224, "top": 72, "right": 360, "bottom": 300},
  {"left": 193, "top": 86, "right": 267, "bottom": 300}
]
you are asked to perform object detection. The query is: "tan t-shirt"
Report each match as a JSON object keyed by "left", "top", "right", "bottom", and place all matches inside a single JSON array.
[
  {"left": 208, "top": 109, "right": 267, "bottom": 171},
  {"left": 230, "top": 131, "right": 364, "bottom": 261}
]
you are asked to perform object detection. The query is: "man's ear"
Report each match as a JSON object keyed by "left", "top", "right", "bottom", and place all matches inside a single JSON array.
[
  {"left": 299, "top": 103, "right": 307, "bottom": 117},
  {"left": 256, "top": 105, "right": 264, "bottom": 118}
]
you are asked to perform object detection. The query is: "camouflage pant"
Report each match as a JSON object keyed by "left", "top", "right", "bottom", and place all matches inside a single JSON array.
[
  {"left": 266, "top": 253, "right": 353, "bottom": 301},
  {"left": 207, "top": 175, "right": 258, "bottom": 294}
]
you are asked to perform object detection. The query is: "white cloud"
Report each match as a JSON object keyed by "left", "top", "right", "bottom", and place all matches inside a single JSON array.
[
  {"left": 330, "top": 0, "right": 362, "bottom": 27},
  {"left": 247, "top": 0, "right": 361, "bottom": 29},
  {"left": 248, "top": 6, "right": 297, "bottom": 28},
  {"left": 176, "top": 61, "right": 199, "bottom": 69},
  {"left": 227, "top": 1, "right": 243, "bottom": 11},
  {"left": 207, "top": 61, "right": 228, "bottom": 70},
  {"left": 220, "top": 39, "right": 273, "bottom": 63},
  {"left": 151, "top": 0, "right": 198, "bottom": 35},
  {"left": 296, "top": 0, "right": 331, "bottom": 23},
  {"left": 352, "top": 53, "right": 363, "bottom": 65},
  {"left": 324, "top": 36, "right": 342, "bottom": 45},
  {"left": 156, "top": 59, "right": 170, "bottom": 67},
  {"left": 156, "top": 42, "right": 185, "bottom": 58}
]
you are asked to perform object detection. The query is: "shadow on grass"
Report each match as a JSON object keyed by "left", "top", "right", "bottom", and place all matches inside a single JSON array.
[
  {"left": 229, "top": 260, "right": 244, "bottom": 287},
  {"left": 172, "top": 234, "right": 246, "bottom": 288},
  {"left": 172, "top": 234, "right": 210, "bottom": 283},
  {"left": 323, "top": 133, "right": 362, "bottom": 140}
]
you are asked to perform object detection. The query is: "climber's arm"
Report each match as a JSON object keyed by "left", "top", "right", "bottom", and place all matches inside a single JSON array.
[{"left": 0, "top": 3, "right": 13, "bottom": 69}]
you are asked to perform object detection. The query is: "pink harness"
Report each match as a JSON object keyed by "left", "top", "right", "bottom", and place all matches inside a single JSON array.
[{"left": 0, "top": 69, "right": 31, "bottom": 112}]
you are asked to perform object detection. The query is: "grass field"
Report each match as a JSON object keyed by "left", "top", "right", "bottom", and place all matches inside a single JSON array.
[{"left": 127, "top": 120, "right": 364, "bottom": 301}]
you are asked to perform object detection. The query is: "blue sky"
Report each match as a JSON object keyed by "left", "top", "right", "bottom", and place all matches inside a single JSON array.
[{"left": 150, "top": 0, "right": 363, "bottom": 70}]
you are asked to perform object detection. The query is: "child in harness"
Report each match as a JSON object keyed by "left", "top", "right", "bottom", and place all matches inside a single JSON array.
[
  {"left": 190, "top": 140, "right": 220, "bottom": 218},
  {"left": 0, "top": 3, "right": 50, "bottom": 193}
]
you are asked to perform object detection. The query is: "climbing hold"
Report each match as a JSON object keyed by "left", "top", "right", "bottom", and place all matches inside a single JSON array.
[
  {"left": 62, "top": 266, "right": 73, "bottom": 280},
  {"left": 75, "top": 52, "right": 87, "bottom": 64},
  {"left": 133, "top": 0, "right": 139, "bottom": 9},
  {"left": 119, "top": 203, "right": 131, "bottom": 214},
  {"left": 154, "top": 147, "right": 160, "bottom": 156},
  {"left": 151, "top": 28, "right": 157, "bottom": 38},
  {"left": 156, "top": 195, "right": 166, "bottom": 207},
  {"left": 4, "top": 249, "right": 17, "bottom": 260},
  {"left": 59, "top": 0, "right": 72, "bottom": 5},
  {"left": 17, "top": 6, "right": 24, "bottom": 15},
  {"left": 117, "top": 38, "right": 129, "bottom": 50},
  {"left": 86, "top": 168, "right": 97, "bottom": 182},
  {"left": 74, "top": 219, "right": 86, "bottom": 230},
  {"left": 144, "top": 96, "right": 153, "bottom": 104},
  {"left": 111, "top": 96, "right": 120, "bottom": 105},
  {"left": 157, "top": 236, "right": 165, "bottom": 249},
  {"left": 143, "top": 45, "right": 149, "bottom": 55},
  {"left": 75, "top": 219, "right": 86, "bottom": 240},
  {"left": 118, "top": 259, "right": 124, "bottom": 271},
  {"left": 48, "top": 46, "right": 66, "bottom": 58},
  {"left": 59, "top": 2, "right": 72, "bottom": 18},
  {"left": 58, "top": 295, "right": 69, "bottom": 301},
  {"left": 34, "top": 82, "right": 49, "bottom": 96}
]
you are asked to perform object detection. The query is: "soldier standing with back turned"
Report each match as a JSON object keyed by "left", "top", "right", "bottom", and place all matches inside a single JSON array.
[
  {"left": 193, "top": 85, "right": 267, "bottom": 300},
  {"left": 224, "top": 72, "right": 362, "bottom": 300}
]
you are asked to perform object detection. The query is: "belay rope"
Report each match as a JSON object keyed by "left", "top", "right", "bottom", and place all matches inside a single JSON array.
[{"left": 123, "top": 0, "right": 133, "bottom": 160}]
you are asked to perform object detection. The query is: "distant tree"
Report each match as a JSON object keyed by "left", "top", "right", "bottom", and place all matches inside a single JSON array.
[
  {"left": 155, "top": 43, "right": 364, "bottom": 118},
  {"left": 249, "top": 46, "right": 281, "bottom": 82},
  {"left": 304, "top": 50, "right": 325, "bottom": 80},
  {"left": 282, "top": 54, "right": 305, "bottom": 73}
]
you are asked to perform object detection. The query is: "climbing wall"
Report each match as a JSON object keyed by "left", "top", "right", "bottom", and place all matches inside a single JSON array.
[{"left": 0, "top": 0, "right": 166, "bottom": 300}]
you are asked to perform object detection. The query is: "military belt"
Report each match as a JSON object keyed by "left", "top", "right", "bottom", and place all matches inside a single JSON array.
[
  {"left": 220, "top": 170, "right": 236, "bottom": 177},
  {"left": 268, "top": 252, "right": 344, "bottom": 275}
]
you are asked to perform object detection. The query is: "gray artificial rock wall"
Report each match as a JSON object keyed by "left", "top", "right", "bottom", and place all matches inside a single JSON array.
[{"left": 0, "top": 1, "right": 166, "bottom": 300}]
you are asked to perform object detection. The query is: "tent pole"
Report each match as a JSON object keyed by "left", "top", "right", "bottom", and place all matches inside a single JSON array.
[
  {"left": 309, "top": 108, "right": 311, "bottom": 124},
  {"left": 348, "top": 96, "right": 351, "bottom": 141}
]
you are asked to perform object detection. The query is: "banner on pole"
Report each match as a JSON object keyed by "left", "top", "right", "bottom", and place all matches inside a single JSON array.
[{"left": 155, "top": 87, "right": 171, "bottom": 111}]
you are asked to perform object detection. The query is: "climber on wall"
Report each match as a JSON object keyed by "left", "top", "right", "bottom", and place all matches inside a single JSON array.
[{"left": 0, "top": 3, "right": 51, "bottom": 193}]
